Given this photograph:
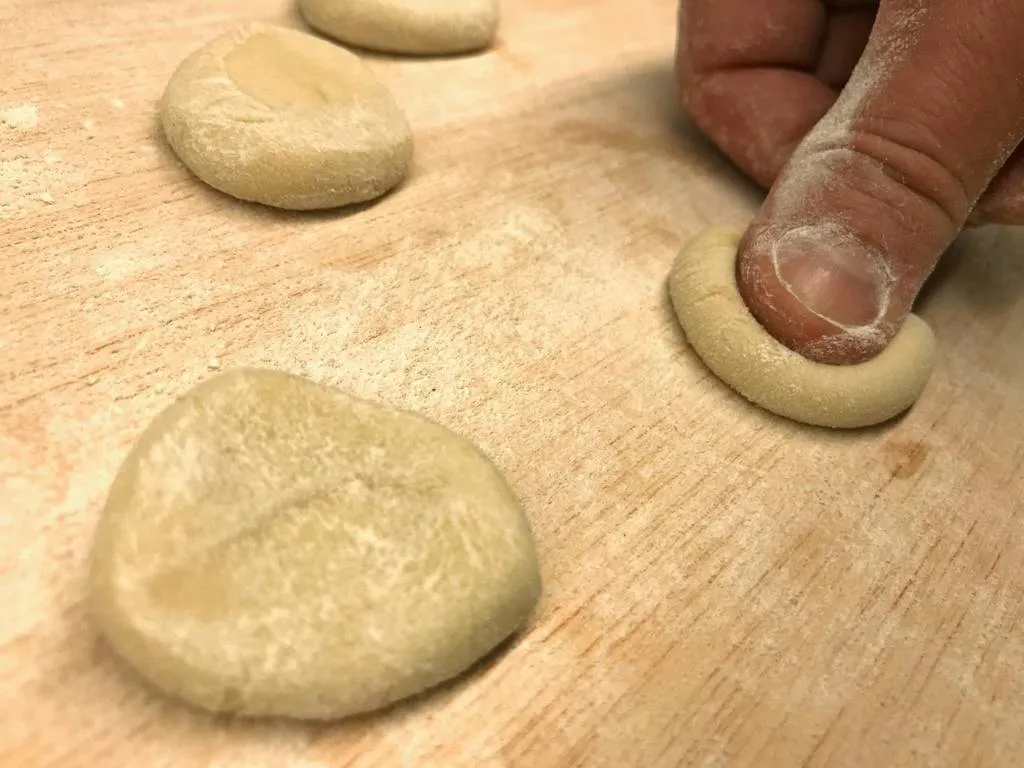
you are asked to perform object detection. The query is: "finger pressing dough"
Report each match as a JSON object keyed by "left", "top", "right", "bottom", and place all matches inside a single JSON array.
[
  {"left": 667, "top": 227, "right": 937, "bottom": 429},
  {"left": 88, "top": 368, "right": 542, "bottom": 720},
  {"left": 159, "top": 23, "right": 413, "bottom": 210},
  {"left": 298, "top": 0, "right": 499, "bottom": 56}
]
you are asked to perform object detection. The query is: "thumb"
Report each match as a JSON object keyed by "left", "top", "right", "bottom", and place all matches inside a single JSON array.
[{"left": 737, "top": 0, "right": 1024, "bottom": 365}]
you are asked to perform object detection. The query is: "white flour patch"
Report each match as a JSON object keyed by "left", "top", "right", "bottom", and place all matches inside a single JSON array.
[
  {"left": 0, "top": 152, "right": 81, "bottom": 219},
  {"left": 2, "top": 104, "right": 39, "bottom": 129},
  {"left": 92, "top": 246, "right": 160, "bottom": 281}
]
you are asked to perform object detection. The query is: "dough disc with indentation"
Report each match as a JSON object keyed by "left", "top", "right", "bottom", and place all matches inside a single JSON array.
[
  {"left": 159, "top": 23, "right": 413, "bottom": 210},
  {"left": 667, "top": 227, "right": 937, "bottom": 429}
]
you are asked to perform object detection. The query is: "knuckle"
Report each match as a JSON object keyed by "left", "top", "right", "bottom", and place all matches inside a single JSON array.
[{"left": 846, "top": 115, "right": 973, "bottom": 229}]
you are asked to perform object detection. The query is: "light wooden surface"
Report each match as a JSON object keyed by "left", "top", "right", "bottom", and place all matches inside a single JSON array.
[{"left": 3, "top": 1, "right": 1024, "bottom": 766}]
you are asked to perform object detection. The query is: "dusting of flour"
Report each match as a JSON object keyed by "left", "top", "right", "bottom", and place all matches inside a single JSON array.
[
  {"left": 743, "top": 2, "right": 932, "bottom": 357},
  {"left": 2, "top": 104, "right": 39, "bottom": 129}
]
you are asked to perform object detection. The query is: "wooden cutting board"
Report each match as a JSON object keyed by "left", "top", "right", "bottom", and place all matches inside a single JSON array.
[{"left": 3, "top": 1, "right": 1024, "bottom": 765}]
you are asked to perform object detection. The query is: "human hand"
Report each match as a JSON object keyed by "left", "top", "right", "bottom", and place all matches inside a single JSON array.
[{"left": 675, "top": 1, "right": 1024, "bottom": 364}]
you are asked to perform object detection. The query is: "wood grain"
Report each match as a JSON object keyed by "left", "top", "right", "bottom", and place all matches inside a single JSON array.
[{"left": 3, "top": 1, "right": 1024, "bottom": 766}]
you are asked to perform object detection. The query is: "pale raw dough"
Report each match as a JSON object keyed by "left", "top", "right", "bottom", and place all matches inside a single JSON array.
[
  {"left": 298, "top": 0, "right": 499, "bottom": 56},
  {"left": 159, "top": 23, "right": 413, "bottom": 210},
  {"left": 667, "top": 227, "right": 937, "bottom": 429},
  {"left": 88, "top": 368, "right": 542, "bottom": 720}
]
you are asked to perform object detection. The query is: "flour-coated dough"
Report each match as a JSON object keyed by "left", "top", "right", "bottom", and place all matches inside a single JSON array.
[
  {"left": 88, "top": 368, "right": 541, "bottom": 720},
  {"left": 160, "top": 23, "right": 413, "bottom": 210},
  {"left": 299, "top": 0, "right": 499, "bottom": 56},
  {"left": 668, "top": 228, "right": 937, "bottom": 429}
]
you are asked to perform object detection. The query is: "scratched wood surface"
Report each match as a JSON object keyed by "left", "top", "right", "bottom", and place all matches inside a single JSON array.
[{"left": 3, "top": 1, "right": 1024, "bottom": 766}]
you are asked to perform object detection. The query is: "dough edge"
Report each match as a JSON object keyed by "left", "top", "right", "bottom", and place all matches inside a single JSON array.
[{"left": 668, "top": 227, "right": 937, "bottom": 429}]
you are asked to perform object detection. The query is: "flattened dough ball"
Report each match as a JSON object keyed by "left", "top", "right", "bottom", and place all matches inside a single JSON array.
[
  {"left": 298, "top": 0, "right": 499, "bottom": 56},
  {"left": 160, "top": 23, "right": 413, "bottom": 210},
  {"left": 668, "top": 228, "right": 937, "bottom": 429},
  {"left": 88, "top": 368, "right": 542, "bottom": 720}
]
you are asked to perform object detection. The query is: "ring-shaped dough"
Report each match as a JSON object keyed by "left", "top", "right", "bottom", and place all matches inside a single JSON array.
[{"left": 667, "top": 227, "right": 937, "bottom": 429}]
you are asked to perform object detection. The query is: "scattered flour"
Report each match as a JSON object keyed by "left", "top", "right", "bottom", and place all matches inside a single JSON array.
[
  {"left": 2, "top": 104, "right": 39, "bottom": 130},
  {"left": 0, "top": 152, "right": 77, "bottom": 218},
  {"left": 92, "top": 247, "right": 158, "bottom": 280},
  {"left": 741, "top": 3, "right": 935, "bottom": 352}
]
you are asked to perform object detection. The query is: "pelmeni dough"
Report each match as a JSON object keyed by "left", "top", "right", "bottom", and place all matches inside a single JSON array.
[
  {"left": 667, "top": 227, "right": 937, "bottom": 429},
  {"left": 298, "top": 0, "right": 499, "bottom": 56},
  {"left": 159, "top": 23, "right": 413, "bottom": 210},
  {"left": 88, "top": 368, "right": 542, "bottom": 720}
]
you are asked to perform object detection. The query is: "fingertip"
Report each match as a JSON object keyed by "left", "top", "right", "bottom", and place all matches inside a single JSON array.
[{"left": 736, "top": 224, "right": 898, "bottom": 365}]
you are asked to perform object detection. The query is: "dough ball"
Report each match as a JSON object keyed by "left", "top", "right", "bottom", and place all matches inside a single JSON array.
[
  {"left": 88, "top": 368, "right": 542, "bottom": 720},
  {"left": 159, "top": 23, "right": 413, "bottom": 210},
  {"left": 298, "top": 0, "right": 499, "bottom": 56},
  {"left": 667, "top": 227, "right": 937, "bottom": 429}
]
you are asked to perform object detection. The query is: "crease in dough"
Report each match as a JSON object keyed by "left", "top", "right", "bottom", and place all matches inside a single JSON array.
[
  {"left": 667, "top": 227, "right": 937, "bottom": 429},
  {"left": 88, "top": 368, "right": 542, "bottom": 720}
]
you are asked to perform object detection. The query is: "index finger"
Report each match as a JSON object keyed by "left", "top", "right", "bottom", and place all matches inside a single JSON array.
[{"left": 675, "top": 0, "right": 865, "bottom": 186}]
